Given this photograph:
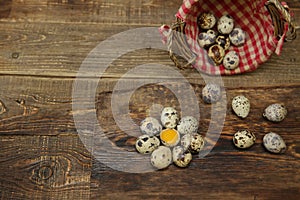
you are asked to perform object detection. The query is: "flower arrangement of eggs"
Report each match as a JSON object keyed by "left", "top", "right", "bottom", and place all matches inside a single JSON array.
[
  {"left": 135, "top": 107, "right": 205, "bottom": 170},
  {"left": 135, "top": 84, "right": 289, "bottom": 171},
  {"left": 197, "top": 12, "right": 246, "bottom": 69}
]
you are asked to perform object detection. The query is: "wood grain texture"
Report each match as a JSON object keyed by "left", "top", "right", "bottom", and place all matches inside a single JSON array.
[
  {"left": 1, "top": 0, "right": 181, "bottom": 25},
  {"left": 0, "top": 0, "right": 299, "bottom": 199},
  {"left": 91, "top": 84, "right": 300, "bottom": 200},
  {"left": 0, "top": 135, "right": 91, "bottom": 199}
]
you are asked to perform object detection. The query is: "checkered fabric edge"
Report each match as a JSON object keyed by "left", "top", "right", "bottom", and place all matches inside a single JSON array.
[{"left": 175, "top": 0, "right": 283, "bottom": 75}]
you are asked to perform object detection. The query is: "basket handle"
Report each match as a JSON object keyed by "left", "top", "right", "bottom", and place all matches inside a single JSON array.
[
  {"left": 166, "top": 18, "right": 197, "bottom": 70},
  {"left": 266, "top": 0, "right": 297, "bottom": 41}
]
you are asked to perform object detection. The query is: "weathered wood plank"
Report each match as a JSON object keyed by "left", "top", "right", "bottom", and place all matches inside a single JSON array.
[
  {"left": 0, "top": 0, "right": 181, "bottom": 25},
  {"left": 0, "top": 22, "right": 299, "bottom": 88},
  {"left": 91, "top": 155, "right": 300, "bottom": 200},
  {"left": 0, "top": 135, "right": 91, "bottom": 200},
  {"left": 89, "top": 84, "right": 300, "bottom": 199},
  {"left": 1, "top": 0, "right": 299, "bottom": 26},
  {"left": 0, "top": 76, "right": 299, "bottom": 136},
  {"left": 0, "top": 75, "right": 75, "bottom": 135}
]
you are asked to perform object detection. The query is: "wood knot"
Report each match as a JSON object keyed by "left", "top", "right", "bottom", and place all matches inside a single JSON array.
[
  {"left": 16, "top": 99, "right": 39, "bottom": 116},
  {"left": 289, "top": 144, "right": 300, "bottom": 159},
  {"left": 38, "top": 166, "right": 53, "bottom": 180},
  {"left": 30, "top": 160, "right": 58, "bottom": 186},
  {"left": 0, "top": 100, "right": 7, "bottom": 115},
  {"left": 11, "top": 52, "right": 19, "bottom": 59}
]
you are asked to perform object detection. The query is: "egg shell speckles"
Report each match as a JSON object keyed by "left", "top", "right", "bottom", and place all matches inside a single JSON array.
[
  {"left": 263, "top": 132, "right": 286, "bottom": 154},
  {"left": 161, "top": 107, "right": 179, "bottom": 129},
  {"left": 172, "top": 146, "right": 192, "bottom": 168},
  {"left": 223, "top": 51, "right": 240, "bottom": 70},
  {"left": 202, "top": 83, "right": 222, "bottom": 104},
  {"left": 181, "top": 134, "right": 192, "bottom": 151},
  {"left": 190, "top": 133, "right": 205, "bottom": 153},
  {"left": 150, "top": 146, "right": 172, "bottom": 169},
  {"left": 208, "top": 44, "right": 225, "bottom": 66},
  {"left": 140, "top": 117, "right": 162, "bottom": 136},
  {"left": 229, "top": 27, "right": 246, "bottom": 46},
  {"left": 198, "top": 12, "right": 217, "bottom": 30},
  {"left": 135, "top": 135, "right": 160, "bottom": 154},
  {"left": 177, "top": 116, "right": 199, "bottom": 135},
  {"left": 233, "top": 130, "right": 256, "bottom": 149},
  {"left": 263, "top": 103, "right": 287, "bottom": 122},
  {"left": 232, "top": 95, "right": 250, "bottom": 118},
  {"left": 198, "top": 30, "right": 217, "bottom": 48},
  {"left": 217, "top": 15, "right": 234, "bottom": 34},
  {"left": 216, "top": 35, "right": 231, "bottom": 51}
]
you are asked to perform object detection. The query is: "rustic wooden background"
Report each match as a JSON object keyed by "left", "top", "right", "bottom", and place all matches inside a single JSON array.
[{"left": 0, "top": 0, "right": 299, "bottom": 199}]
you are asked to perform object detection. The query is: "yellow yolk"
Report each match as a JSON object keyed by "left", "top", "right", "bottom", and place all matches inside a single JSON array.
[{"left": 160, "top": 129, "right": 179, "bottom": 146}]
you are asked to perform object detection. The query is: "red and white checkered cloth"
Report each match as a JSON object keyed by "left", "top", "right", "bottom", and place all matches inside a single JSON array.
[{"left": 165, "top": 0, "right": 289, "bottom": 75}]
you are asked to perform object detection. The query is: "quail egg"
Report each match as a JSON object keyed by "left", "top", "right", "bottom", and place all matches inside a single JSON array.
[
  {"left": 208, "top": 44, "right": 225, "bottom": 65},
  {"left": 229, "top": 27, "right": 246, "bottom": 46},
  {"left": 161, "top": 107, "right": 179, "bottom": 129},
  {"left": 232, "top": 95, "right": 250, "bottom": 118},
  {"left": 160, "top": 129, "right": 180, "bottom": 147},
  {"left": 198, "top": 29, "right": 217, "bottom": 48},
  {"left": 181, "top": 134, "right": 192, "bottom": 151},
  {"left": 223, "top": 51, "right": 240, "bottom": 70},
  {"left": 140, "top": 117, "right": 162, "bottom": 136},
  {"left": 189, "top": 133, "right": 205, "bottom": 153},
  {"left": 135, "top": 134, "right": 160, "bottom": 154},
  {"left": 150, "top": 146, "right": 172, "bottom": 170},
  {"left": 217, "top": 15, "right": 234, "bottom": 34},
  {"left": 180, "top": 133, "right": 204, "bottom": 153},
  {"left": 198, "top": 12, "right": 217, "bottom": 30},
  {"left": 216, "top": 35, "right": 231, "bottom": 51},
  {"left": 263, "top": 103, "right": 287, "bottom": 122},
  {"left": 172, "top": 146, "right": 192, "bottom": 168},
  {"left": 233, "top": 130, "right": 256, "bottom": 149},
  {"left": 202, "top": 83, "right": 222, "bottom": 104},
  {"left": 177, "top": 116, "right": 199, "bottom": 135},
  {"left": 263, "top": 132, "right": 286, "bottom": 154}
]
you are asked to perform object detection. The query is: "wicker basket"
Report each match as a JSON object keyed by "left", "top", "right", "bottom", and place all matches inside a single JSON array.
[{"left": 160, "top": 0, "right": 297, "bottom": 75}]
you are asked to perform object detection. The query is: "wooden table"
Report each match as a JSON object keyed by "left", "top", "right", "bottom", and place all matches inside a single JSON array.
[{"left": 0, "top": 0, "right": 299, "bottom": 199}]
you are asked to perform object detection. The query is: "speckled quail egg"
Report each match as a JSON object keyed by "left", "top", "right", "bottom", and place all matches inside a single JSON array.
[
  {"left": 181, "top": 134, "right": 192, "bottom": 151},
  {"left": 161, "top": 107, "right": 179, "bottom": 129},
  {"left": 198, "top": 30, "right": 217, "bottom": 48},
  {"left": 135, "top": 135, "right": 160, "bottom": 154},
  {"left": 140, "top": 117, "right": 162, "bottom": 136},
  {"left": 263, "top": 132, "right": 286, "bottom": 154},
  {"left": 160, "top": 129, "right": 180, "bottom": 147},
  {"left": 263, "top": 103, "right": 287, "bottom": 122},
  {"left": 208, "top": 44, "right": 225, "bottom": 65},
  {"left": 181, "top": 133, "right": 205, "bottom": 153},
  {"left": 172, "top": 146, "right": 192, "bottom": 168},
  {"left": 189, "top": 133, "right": 205, "bottom": 153},
  {"left": 198, "top": 12, "right": 217, "bottom": 30},
  {"left": 217, "top": 15, "right": 234, "bottom": 34},
  {"left": 233, "top": 130, "right": 256, "bottom": 149},
  {"left": 150, "top": 146, "right": 172, "bottom": 170},
  {"left": 202, "top": 83, "right": 222, "bottom": 104},
  {"left": 229, "top": 27, "right": 246, "bottom": 46},
  {"left": 177, "top": 116, "right": 199, "bottom": 135},
  {"left": 232, "top": 95, "right": 250, "bottom": 118},
  {"left": 223, "top": 51, "right": 240, "bottom": 70},
  {"left": 216, "top": 35, "right": 231, "bottom": 51}
]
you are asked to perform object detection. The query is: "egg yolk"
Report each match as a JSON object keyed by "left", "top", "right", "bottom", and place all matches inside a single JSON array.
[{"left": 160, "top": 129, "right": 179, "bottom": 145}]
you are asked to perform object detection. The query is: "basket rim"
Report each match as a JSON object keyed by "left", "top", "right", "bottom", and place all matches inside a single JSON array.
[{"left": 171, "top": 0, "right": 285, "bottom": 75}]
